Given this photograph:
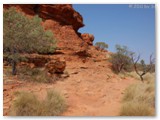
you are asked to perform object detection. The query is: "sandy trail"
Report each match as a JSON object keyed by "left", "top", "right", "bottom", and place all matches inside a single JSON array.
[{"left": 3, "top": 60, "right": 137, "bottom": 116}]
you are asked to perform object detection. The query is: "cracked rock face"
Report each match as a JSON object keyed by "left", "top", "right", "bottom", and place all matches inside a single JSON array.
[{"left": 45, "top": 59, "right": 66, "bottom": 74}]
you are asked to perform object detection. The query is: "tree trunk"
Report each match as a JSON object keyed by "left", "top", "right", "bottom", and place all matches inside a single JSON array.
[
  {"left": 118, "top": 63, "right": 124, "bottom": 73},
  {"left": 12, "top": 48, "right": 17, "bottom": 75},
  {"left": 140, "top": 75, "right": 144, "bottom": 82},
  {"left": 12, "top": 60, "right": 17, "bottom": 75}
]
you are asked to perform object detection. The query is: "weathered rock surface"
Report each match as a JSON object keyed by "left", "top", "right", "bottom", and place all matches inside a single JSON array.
[
  {"left": 45, "top": 58, "right": 66, "bottom": 74},
  {"left": 81, "top": 33, "right": 94, "bottom": 45},
  {"left": 42, "top": 19, "right": 86, "bottom": 51},
  {"left": 3, "top": 4, "right": 84, "bottom": 31},
  {"left": 3, "top": 4, "right": 94, "bottom": 52},
  {"left": 23, "top": 54, "right": 51, "bottom": 67}
]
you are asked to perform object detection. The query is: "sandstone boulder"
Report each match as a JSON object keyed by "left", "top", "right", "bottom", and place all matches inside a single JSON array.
[
  {"left": 42, "top": 20, "right": 84, "bottom": 51},
  {"left": 20, "top": 54, "right": 51, "bottom": 67},
  {"left": 81, "top": 33, "right": 94, "bottom": 45},
  {"left": 45, "top": 59, "right": 66, "bottom": 74},
  {"left": 27, "top": 56, "right": 50, "bottom": 67}
]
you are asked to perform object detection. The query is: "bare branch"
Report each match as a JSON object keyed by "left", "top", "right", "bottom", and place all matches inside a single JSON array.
[
  {"left": 132, "top": 54, "right": 141, "bottom": 76},
  {"left": 146, "top": 54, "right": 155, "bottom": 73},
  {"left": 132, "top": 53, "right": 155, "bottom": 82}
]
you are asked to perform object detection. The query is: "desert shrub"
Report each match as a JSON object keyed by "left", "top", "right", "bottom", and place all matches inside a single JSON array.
[
  {"left": 3, "top": 7, "right": 56, "bottom": 75},
  {"left": 122, "top": 83, "right": 140, "bottom": 102},
  {"left": 42, "top": 90, "right": 67, "bottom": 116},
  {"left": 17, "top": 66, "right": 51, "bottom": 83},
  {"left": 120, "top": 75, "right": 155, "bottom": 116},
  {"left": 95, "top": 42, "right": 108, "bottom": 50},
  {"left": 18, "top": 67, "right": 41, "bottom": 76},
  {"left": 10, "top": 91, "right": 41, "bottom": 116},
  {"left": 120, "top": 102, "right": 153, "bottom": 116},
  {"left": 109, "top": 45, "right": 133, "bottom": 73},
  {"left": 131, "top": 54, "right": 155, "bottom": 82},
  {"left": 10, "top": 90, "right": 67, "bottom": 116}
]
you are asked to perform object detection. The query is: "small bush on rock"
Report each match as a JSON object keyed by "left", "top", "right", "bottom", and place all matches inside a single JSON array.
[{"left": 95, "top": 42, "right": 108, "bottom": 50}]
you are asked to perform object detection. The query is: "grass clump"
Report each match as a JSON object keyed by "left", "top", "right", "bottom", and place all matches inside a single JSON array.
[
  {"left": 120, "top": 73, "right": 155, "bottom": 116},
  {"left": 120, "top": 102, "right": 153, "bottom": 116},
  {"left": 18, "top": 66, "right": 51, "bottom": 83},
  {"left": 126, "top": 72, "right": 155, "bottom": 82},
  {"left": 10, "top": 90, "right": 67, "bottom": 116},
  {"left": 11, "top": 92, "right": 40, "bottom": 116},
  {"left": 143, "top": 73, "right": 155, "bottom": 83},
  {"left": 3, "top": 66, "right": 13, "bottom": 77},
  {"left": 125, "top": 71, "right": 140, "bottom": 80},
  {"left": 42, "top": 90, "right": 67, "bottom": 116}
]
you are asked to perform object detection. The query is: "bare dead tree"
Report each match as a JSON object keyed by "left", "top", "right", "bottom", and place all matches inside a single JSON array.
[{"left": 131, "top": 54, "right": 155, "bottom": 82}]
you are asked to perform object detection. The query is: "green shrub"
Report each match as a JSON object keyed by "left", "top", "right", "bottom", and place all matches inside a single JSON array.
[
  {"left": 109, "top": 45, "right": 133, "bottom": 73},
  {"left": 10, "top": 90, "right": 67, "bottom": 116},
  {"left": 3, "top": 7, "right": 56, "bottom": 75},
  {"left": 95, "top": 42, "right": 108, "bottom": 50}
]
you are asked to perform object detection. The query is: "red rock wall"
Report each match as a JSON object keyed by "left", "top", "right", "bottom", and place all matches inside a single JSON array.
[
  {"left": 3, "top": 4, "right": 94, "bottom": 52},
  {"left": 3, "top": 4, "right": 84, "bottom": 31},
  {"left": 42, "top": 19, "right": 85, "bottom": 51}
]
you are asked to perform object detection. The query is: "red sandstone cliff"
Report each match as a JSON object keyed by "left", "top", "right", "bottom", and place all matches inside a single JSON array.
[
  {"left": 3, "top": 4, "right": 84, "bottom": 31},
  {"left": 3, "top": 4, "right": 94, "bottom": 52}
]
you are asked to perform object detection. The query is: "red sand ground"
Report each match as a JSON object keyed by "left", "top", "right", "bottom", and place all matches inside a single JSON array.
[{"left": 3, "top": 56, "right": 137, "bottom": 116}]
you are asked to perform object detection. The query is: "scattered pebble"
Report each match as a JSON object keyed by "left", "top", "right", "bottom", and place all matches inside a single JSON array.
[
  {"left": 3, "top": 89, "right": 7, "bottom": 92},
  {"left": 77, "top": 79, "right": 81, "bottom": 83},
  {"left": 71, "top": 71, "right": 78, "bottom": 74},
  {"left": 61, "top": 74, "right": 70, "bottom": 78}
]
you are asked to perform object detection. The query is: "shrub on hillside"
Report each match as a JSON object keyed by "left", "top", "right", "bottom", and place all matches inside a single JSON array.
[
  {"left": 109, "top": 45, "right": 133, "bottom": 73},
  {"left": 3, "top": 7, "right": 56, "bottom": 75},
  {"left": 131, "top": 54, "right": 155, "bottom": 82},
  {"left": 95, "top": 42, "right": 108, "bottom": 51}
]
